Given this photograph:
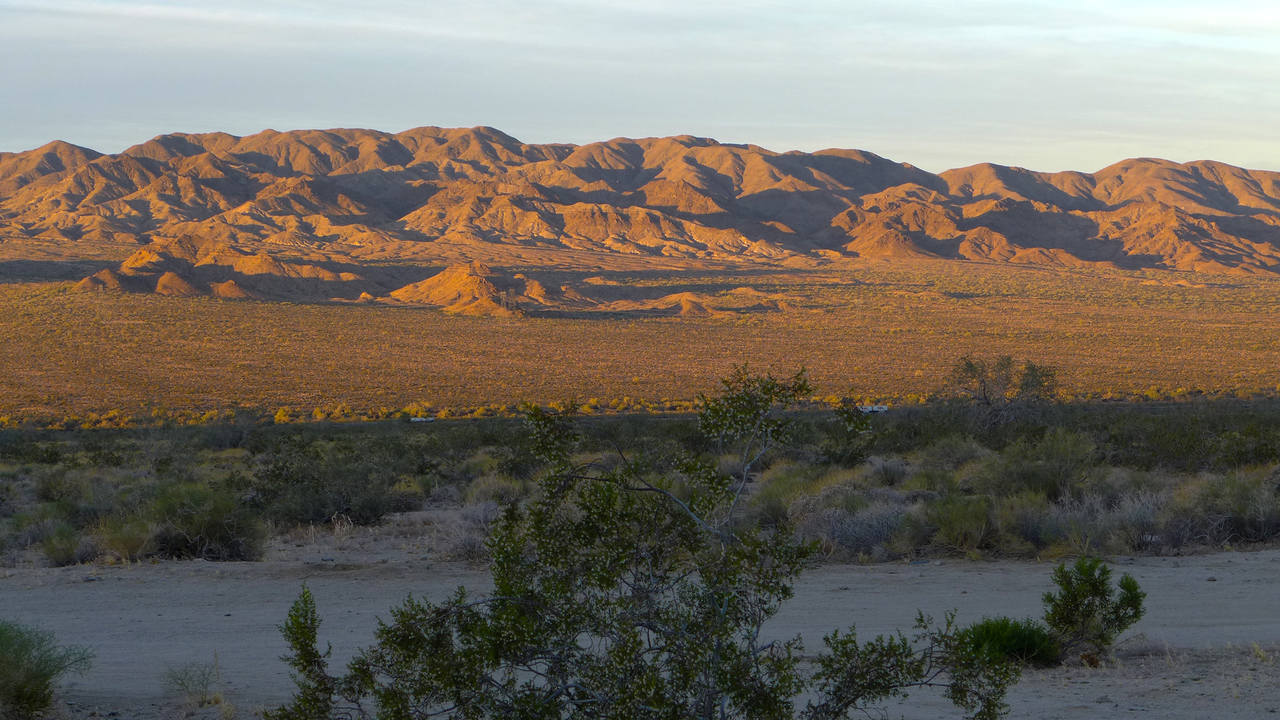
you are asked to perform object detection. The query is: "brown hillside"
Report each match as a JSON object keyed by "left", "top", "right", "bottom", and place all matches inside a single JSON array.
[
  {"left": 389, "top": 262, "right": 523, "bottom": 317},
  {"left": 3, "top": 126, "right": 1279, "bottom": 300}
]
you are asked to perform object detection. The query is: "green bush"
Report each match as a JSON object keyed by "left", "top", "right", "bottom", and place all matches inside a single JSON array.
[
  {"left": 0, "top": 620, "right": 93, "bottom": 719},
  {"left": 990, "top": 491, "right": 1050, "bottom": 553},
  {"left": 748, "top": 460, "right": 824, "bottom": 507},
  {"left": 927, "top": 495, "right": 992, "bottom": 554},
  {"left": 250, "top": 439, "right": 413, "bottom": 526},
  {"left": 96, "top": 516, "right": 154, "bottom": 563},
  {"left": 462, "top": 473, "right": 527, "bottom": 506},
  {"left": 146, "top": 483, "right": 265, "bottom": 561},
  {"left": 975, "top": 428, "right": 1096, "bottom": 501},
  {"left": 39, "top": 522, "right": 95, "bottom": 567},
  {"left": 959, "top": 617, "right": 1060, "bottom": 668},
  {"left": 1198, "top": 471, "right": 1280, "bottom": 543},
  {"left": 917, "top": 435, "right": 990, "bottom": 473},
  {"left": 1042, "top": 557, "right": 1145, "bottom": 659}
]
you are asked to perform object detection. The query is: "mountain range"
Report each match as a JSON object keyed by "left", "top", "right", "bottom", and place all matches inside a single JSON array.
[{"left": 3, "top": 126, "right": 1279, "bottom": 314}]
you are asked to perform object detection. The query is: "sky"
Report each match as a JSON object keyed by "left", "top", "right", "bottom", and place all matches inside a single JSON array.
[{"left": 1, "top": 0, "right": 1277, "bottom": 173}]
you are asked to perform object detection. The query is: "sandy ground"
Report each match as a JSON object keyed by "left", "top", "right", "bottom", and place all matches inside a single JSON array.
[{"left": 3, "top": 529, "right": 1280, "bottom": 719}]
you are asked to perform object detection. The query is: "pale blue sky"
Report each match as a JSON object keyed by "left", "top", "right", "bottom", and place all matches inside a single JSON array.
[{"left": 1, "top": 0, "right": 1276, "bottom": 172}]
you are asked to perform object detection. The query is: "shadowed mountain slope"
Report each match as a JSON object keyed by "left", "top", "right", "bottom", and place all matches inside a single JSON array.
[{"left": 5, "top": 126, "right": 1280, "bottom": 310}]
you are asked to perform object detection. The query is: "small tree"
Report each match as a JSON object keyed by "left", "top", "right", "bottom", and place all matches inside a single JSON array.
[
  {"left": 950, "top": 356, "right": 1017, "bottom": 407},
  {"left": 269, "top": 370, "right": 1020, "bottom": 720},
  {"left": 1015, "top": 362, "right": 1057, "bottom": 403},
  {"left": 949, "top": 356, "right": 1058, "bottom": 406},
  {"left": 1041, "top": 557, "right": 1145, "bottom": 660}
]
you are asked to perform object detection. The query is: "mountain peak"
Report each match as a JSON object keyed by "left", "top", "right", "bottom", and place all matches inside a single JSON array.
[{"left": 0, "top": 125, "right": 1276, "bottom": 291}]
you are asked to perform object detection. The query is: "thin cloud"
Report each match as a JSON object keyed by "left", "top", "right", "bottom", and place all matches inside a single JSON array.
[{"left": 0, "top": 0, "right": 1275, "bottom": 171}]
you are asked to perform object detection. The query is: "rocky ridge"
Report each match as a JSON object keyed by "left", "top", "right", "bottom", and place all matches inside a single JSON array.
[{"left": 4, "top": 126, "right": 1279, "bottom": 314}]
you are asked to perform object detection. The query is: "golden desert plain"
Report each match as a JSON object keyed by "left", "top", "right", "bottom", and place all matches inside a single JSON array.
[{"left": 1, "top": 126, "right": 1280, "bottom": 423}]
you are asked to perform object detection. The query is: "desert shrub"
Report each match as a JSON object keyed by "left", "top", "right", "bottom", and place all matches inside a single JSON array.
[
  {"left": 947, "top": 356, "right": 1057, "bottom": 418},
  {"left": 33, "top": 471, "right": 84, "bottom": 504},
  {"left": 0, "top": 480, "right": 13, "bottom": 518},
  {"left": 80, "top": 438, "right": 127, "bottom": 467},
  {"left": 164, "top": 659, "right": 223, "bottom": 707},
  {"left": 1197, "top": 471, "right": 1280, "bottom": 543},
  {"left": 990, "top": 491, "right": 1051, "bottom": 551},
  {"left": 462, "top": 473, "right": 527, "bottom": 506},
  {"left": 1156, "top": 483, "right": 1222, "bottom": 549},
  {"left": 959, "top": 617, "right": 1060, "bottom": 668},
  {"left": 699, "top": 365, "right": 813, "bottom": 480},
  {"left": 975, "top": 428, "right": 1096, "bottom": 501},
  {"left": 751, "top": 460, "right": 832, "bottom": 511},
  {"left": 902, "top": 465, "right": 961, "bottom": 495},
  {"left": 811, "top": 401, "right": 873, "bottom": 467},
  {"left": 0, "top": 620, "right": 93, "bottom": 719},
  {"left": 1096, "top": 414, "right": 1207, "bottom": 471},
  {"left": 866, "top": 455, "right": 909, "bottom": 486},
  {"left": 39, "top": 523, "right": 97, "bottom": 566},
  {"left": 829, "top": 502, "right": 907, "bottom": 559},
  {"left": 95, "top": 515, "right": 154, "bottom": 563},
  {"left": 33, "top": 472, "right": 112, "bottom": 526},
  {"left": 262, "top": 587, "right": 334, "bottom": 720},
  {"left": 13, "top": 507, "right": 63, "bottom": 548},
  {"left": 747, "top": 492, "right": 790, "bottom": 530},
  {"left": 1210, "top": 427, "right": 1280, "bottom": 469},
  {"left": 425, "top": 483, "right": 462, "bottom": 506},
  {"left": 0, "top": 438, "right": 62, "bottom": 466},
  {"left": 430, "top": 501, "right": 501, "bottom": 562},
  {"left": 927, "top": 495, "right": 992, "bottom": 554},
  {"left": 917, "top": 435, "right": 991, "bottom": 473},
  {"left": 787, "top": 471, "right": 866, "bottom": 513},
  {"left": 251, "top": 441, "right": 406, "bottom": 526},
  {"left": 146, "top": 483, "right": 265, "bottom": 561},
  {"left": 1040, "top": 495, "right": 1114, "bottom": 556},
  {"left": 491, "top": 441, "right": 543, "bottom": 481},
  {"left": 1042, "top": 557, "right": 1145, "bottom": 659},
  {"left": 384, "top": 479, "right": 426, "bottom": 513},
  {"left": 887, "top": 504, "right": 933, "bottom": 557},
  {"left": 1110, "top": 490, "right": 1166, "bottom": 552}
]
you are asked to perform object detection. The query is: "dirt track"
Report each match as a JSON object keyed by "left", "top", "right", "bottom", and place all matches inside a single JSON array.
[{"left": 3, "top": 546, "right": 1279, "bottom": 719}]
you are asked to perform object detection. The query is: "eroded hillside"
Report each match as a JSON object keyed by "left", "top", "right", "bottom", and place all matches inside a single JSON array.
[{"left": 3, "top": 126, "right": 1280, "bottom": 314}]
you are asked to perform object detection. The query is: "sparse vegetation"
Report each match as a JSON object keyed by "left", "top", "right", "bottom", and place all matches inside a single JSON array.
[
  {"left": 1, "top": 381, "right": 1280, "bottom": 566},
  {"left": 4, "top": 260, "right": 1280, "bottom": 426},
  {"left": 164, "top": 657, "right": 224, "bottom": 708}
]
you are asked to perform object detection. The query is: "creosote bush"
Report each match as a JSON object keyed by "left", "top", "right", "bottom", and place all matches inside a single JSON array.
[
  {"left": 1042, "top": 557, "right": 1145, "bottom": 659},
  {"left": 0, "top": 620, "right": 93, "bottom": 719},
  {"left": 147, "top": 483, "right": 265, "bottom": 561},
  {"left": 268, "top": 369, "right": 1021, "bottom": 720}
]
